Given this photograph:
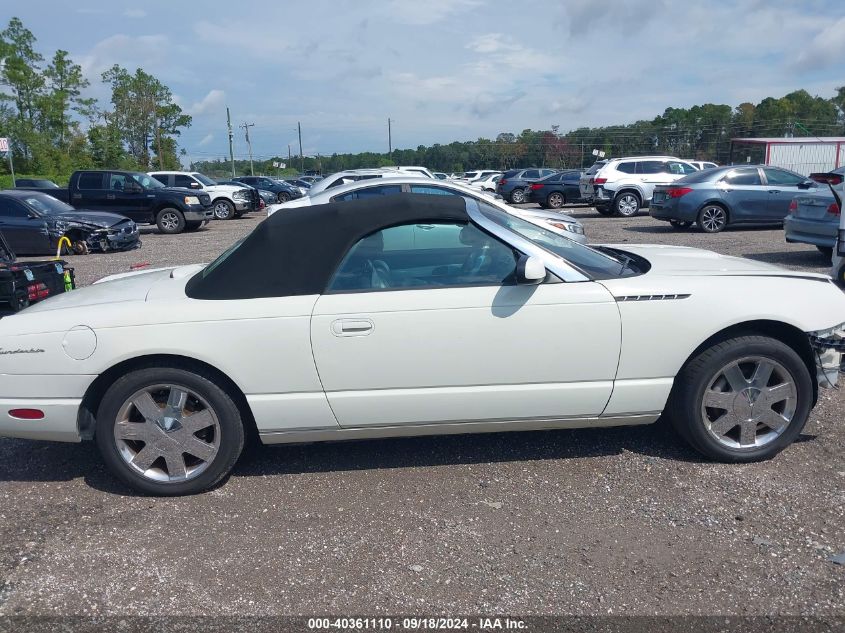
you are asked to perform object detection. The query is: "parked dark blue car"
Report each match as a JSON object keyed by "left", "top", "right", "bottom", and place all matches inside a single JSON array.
[
  {"left": 496, "top": 168, "right": 557, "bottom": 204},
  {"left": 527, "top": 170, "right": 585, "bottom": 209},
  {"left": 650, "top": 165, "right": 819, "bottom": 233}
]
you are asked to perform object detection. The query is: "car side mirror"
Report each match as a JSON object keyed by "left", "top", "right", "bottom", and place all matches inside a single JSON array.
[{"left": 516, "top": 255, "right": 546, "bottom": 285}]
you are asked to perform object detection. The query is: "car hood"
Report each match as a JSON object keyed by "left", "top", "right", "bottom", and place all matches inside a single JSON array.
[
  {"left": 203, "top": 184, "right": 243, "bottom": 195},
  {"left": 606, "top": 244, "right": 830, "bottom": 280},
  {"left": 51, "top": 210, "right": 132, "bottom": 228}
]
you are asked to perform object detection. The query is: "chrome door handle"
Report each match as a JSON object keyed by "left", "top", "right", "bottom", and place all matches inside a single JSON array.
[{"left": 331, "top": 319, "right": 374, "bottom": 337}]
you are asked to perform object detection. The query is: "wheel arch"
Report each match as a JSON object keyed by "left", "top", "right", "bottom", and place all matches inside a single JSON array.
[
  {"left": 77, "top": 354, "right": 258, "bottom": 442},
  {"left": 674, "top": 319, "right": 818, "bottom": 405},
  {"left": 211, "top": 196, "right": 233, "bottom": 206},
  {"left": 614, "top": 186, "right": 644, "bottom": 201}
]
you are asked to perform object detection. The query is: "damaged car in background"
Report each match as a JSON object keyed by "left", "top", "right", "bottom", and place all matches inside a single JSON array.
[{"left": 0, "top": 190, "right": 140, "bottom": 255}]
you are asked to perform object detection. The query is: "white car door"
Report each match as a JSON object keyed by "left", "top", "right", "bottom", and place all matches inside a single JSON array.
[{"left": 310, "top": 220, "right": 622, "bottom": 428}]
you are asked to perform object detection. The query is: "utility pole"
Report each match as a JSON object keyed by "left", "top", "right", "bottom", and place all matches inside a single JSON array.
[
  {"left": 297, "top": 121, "right": 304, "bottom": 173},
  {"left": 226, "top": 107, "right": 235, "bottom": 177},
  {"left": 388, "top": 117, "right": 392, "bottom": 157},
  {"left": 288, "top": 144, "right": 292, "bottom": 165},
  {"left": 240, "top": 122, "right": 255, "bottom": 175}
]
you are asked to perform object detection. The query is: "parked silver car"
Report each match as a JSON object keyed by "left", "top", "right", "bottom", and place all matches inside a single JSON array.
[
  {"left": 784, "top": 166, "right": 845, "bottom": 257},
  {"left": 271, "top": 177, "right": 587, "bottom": 243}
]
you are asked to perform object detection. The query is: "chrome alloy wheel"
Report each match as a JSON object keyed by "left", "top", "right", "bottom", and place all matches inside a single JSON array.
[
  {"left": 616, "top": 193, "right": 639, "bottom": 216},
  {"left": 113, "top": 384, "right": 221, "bottom": 483},
  {"left": 700, "top": 356, "right": 797, "bottom": 449},
  {"left": 699, "top": 205, "right": 727, "bottom": 232},
  {"left": 213, "top": 200, "right": 232, "bottom": 219},
  {"left": 160, "top": 212, "right": 180, "bottom": 231}
]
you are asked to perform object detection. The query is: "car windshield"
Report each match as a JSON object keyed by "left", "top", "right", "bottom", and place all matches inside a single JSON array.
[
  {"left": 192, "top": 173, "right": 217, "bottom": 186},
  {"left": 21, "top": 194, "right": 75, "bottom": 215},
  {"left": 476, "top": 202, "right": 637, "bottom": 279},
  {"left": 585, "top": 161, "right": 606, "bottom": 175},
  {"left": 131, "top": 173, "right": 165, "bottom": 189}
]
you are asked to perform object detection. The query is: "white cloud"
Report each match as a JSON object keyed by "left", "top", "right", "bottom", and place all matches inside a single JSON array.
[
  {"left": 384, "top": 0, "right": 482, "bottom": 25},
  {"left": 124, "top": 8, "right": 147, "bottom": 18},
  {"left": 793, "top": 16, "right": 845, "bottom": 70},
  {"left": 187, "top": 89, "right": 226, "bottom": 116}
]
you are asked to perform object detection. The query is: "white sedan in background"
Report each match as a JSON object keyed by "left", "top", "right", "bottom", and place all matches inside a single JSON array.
[
  {"left": 270, "top": 176, "right": 588, "bottom": 243},
  {"left": 1, "top": 194, "right": 843, "bottom": 496}
]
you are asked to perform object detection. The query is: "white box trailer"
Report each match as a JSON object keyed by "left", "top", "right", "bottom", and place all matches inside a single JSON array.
[{"left": 730, "top": 137, "right": 845, "bottom": 176}]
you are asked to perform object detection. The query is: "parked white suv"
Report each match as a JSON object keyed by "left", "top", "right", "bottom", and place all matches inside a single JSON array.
[
  {"left": 394, "top": 166, "right": 435, "bottom": 178},
  {"left": 149, "top": 171, "right": 254, "bottom": 220},
  {"left": 582, "top": 156, "right": 698, "bottom": 216}
]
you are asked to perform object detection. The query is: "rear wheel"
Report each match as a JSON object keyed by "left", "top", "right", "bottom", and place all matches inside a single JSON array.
[
  {"left": 668, "top": 335, "right": 811, "bottom": 462},
  {"left": 816, "top": 245, "right": 833, "bottom": 258},
  {"left": 613, "top": 192, "right": 641, "bottom": 217},
  {"left": 510, "top": 188, "right": 527, "bottom": 204},
  {"left": 547, "top": 192, "right": 565, "bottom": 209},
  {"left": 96, "top": 367, "right": 245, "bottom": 496},
  {"left": 156, "top": 208, "right": 186, "bottom": 234},
  {"left": 698, "top": 204, "right": 728, "bottom": 233}
]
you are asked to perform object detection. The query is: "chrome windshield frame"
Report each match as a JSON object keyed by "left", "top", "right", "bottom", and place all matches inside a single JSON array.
[{"left": 465, "top": 197, "right": 591, "bottom": 283}]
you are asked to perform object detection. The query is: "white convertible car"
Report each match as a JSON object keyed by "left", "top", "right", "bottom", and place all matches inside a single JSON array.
[{"left": 1, "top": 194, "right": 844, "bottom": 495}]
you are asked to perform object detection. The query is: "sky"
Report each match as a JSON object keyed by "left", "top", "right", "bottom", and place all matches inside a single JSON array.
[{"left": 7, "top": 0, "right": 845, "bottom": 164}]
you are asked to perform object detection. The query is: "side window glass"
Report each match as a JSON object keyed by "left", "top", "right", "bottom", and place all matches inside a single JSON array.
[
  {"left": 616, "top": 162, "right": 636, "bottom": 174},
  {"left": 334, "top": 185, "right": 403, "bottom": 201},
  {"left": 522, "top": 170, "right": 540, "bottom": 179},
  {"left": 108, "top": 173, "right": 127, "bottom": 191},
  {"left": 764, "top": 168, "right": 803, "bottom": 186},
  {"left": 174, "top": 175, "right": 195, "bottom": 188},
  {"left": 723, "top": 169, "right": 762, "bottom": 186},
  {"left": 409, "top": 186, "right": 457, "bottom": 196},
  {"left": 151, "top": 174, "right": 169, "bottom": 186},
  {"left": 78, "top": 172, "right": 105, "bottom": 190},
  {"left": 0, "top": 199, "right": 28, "bottom": 217},
  {"left": 328, "top": 222, "right": 518, "bottom": 292}
]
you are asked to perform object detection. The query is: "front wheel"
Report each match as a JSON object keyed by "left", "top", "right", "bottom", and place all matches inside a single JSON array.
[
  {"left": 212, "top": 199, "right": 235, "bottom": 220},
  {"left": 95, "top": 367, "right": 245, "bottom": 496},
  {"left": 276, "top": 191, "right": 290, "bottom": 203},
  {"left": 698, "top": 205, "right": 728, "bottom": 233},
  {"left": 668, "top": 335, "right": 812, "bottom": 462},
  {"left": 156, "top": 208, "right": 186, "bottom": 234},
  {"left": 509, "top": 188, "right": 527, "bottom": 204}
]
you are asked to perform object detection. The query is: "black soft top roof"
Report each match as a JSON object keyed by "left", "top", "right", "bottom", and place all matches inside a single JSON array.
[{"left": 185, "top": 193, "right": 470, "bottom": 300}]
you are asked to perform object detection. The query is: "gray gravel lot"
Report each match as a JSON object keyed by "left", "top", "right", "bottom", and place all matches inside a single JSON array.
[{"left": 2, "top": 205, "right": 843, "bottom": 618}]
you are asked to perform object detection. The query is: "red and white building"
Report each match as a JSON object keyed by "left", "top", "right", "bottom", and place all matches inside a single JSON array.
[{"left": 729, "top": 137, "right": 845, "bottom": 175}]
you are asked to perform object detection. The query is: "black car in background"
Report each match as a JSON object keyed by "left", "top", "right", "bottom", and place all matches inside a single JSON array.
[
  {"left": 0, "top": 190, "right": 140, "bottom": 255},
  {"left": 528, "top": 170, "right": 585, "bottom": 209},
  {"left": 496, "top": 168, "right": 558, "bottom": 204},
  {"left": 232, "top": 176, "right": 303, "bottom": 203},
  {"left": 15, "top": 178, "right": 60, "bottom": 188}
]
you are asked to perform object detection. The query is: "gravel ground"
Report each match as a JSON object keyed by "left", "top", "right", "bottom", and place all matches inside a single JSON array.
[{"left": 2, "top": 205, "right": 843, "bottom": 619}]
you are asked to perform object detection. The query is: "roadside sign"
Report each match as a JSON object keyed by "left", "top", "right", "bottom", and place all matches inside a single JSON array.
[
  {"left": 0, "top": 138, "right": 8, "bottom": 153},
  {"left": 279, "top": 162, "right": 286, "bottom": 169}
]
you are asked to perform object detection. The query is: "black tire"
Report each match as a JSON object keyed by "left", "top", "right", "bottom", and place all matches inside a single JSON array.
[
  {"left": 667, "top": 335, "right": 812, "bottom": 463},
  {"left": 276, "top": 191, "right": 290, "bottom": 203},
  {"left": 613, "top": 191, "right": 641, "bottom": 217},
  {"left": 10, "top": 293, "right": 29, "bottom": 312},
  {"left": 669, "top": 219, "right": 693, "bottom": 230},
  {"left": 212, "top": 199, "right": 235, "bottom": 220},
  {"left": 95, "top": 366, "right": 245, "bottom": 496},
  {"left": 509, "top": 188, "right": 527, "bottom": 204},
  {"left": 156, "top": 208, "right": 186, "bottom": 234},
  {"left": 834, "top": 264, "right": 845, "bottom": 288},
  {"left": 698, "top": 204, "right": 728, "bottom": 233},
  {"left": 546, "top": 191, "right": 565, "bottom": 209},
  {"left": 816, "top": 245, "right": 833, "bottom": 258},
  {"left": 595, "top": 205, "right": 613, "bottom": 216},
  {"left": 184, "top": 221, "right": 203, "bottom": 232}
]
